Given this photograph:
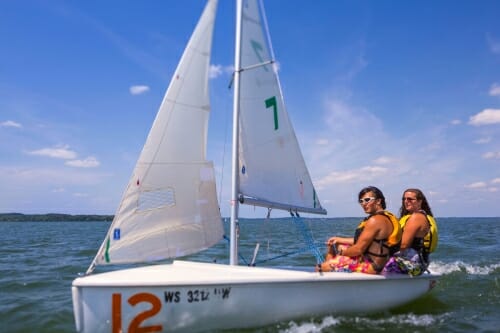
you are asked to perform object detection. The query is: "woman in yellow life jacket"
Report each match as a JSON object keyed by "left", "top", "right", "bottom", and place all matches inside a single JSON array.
[
  {"left": 316, "top": 186, "right": 401, "bottom": 274},
  {"left": 383, "top": 188, "right": 438, "bottom": 276}
]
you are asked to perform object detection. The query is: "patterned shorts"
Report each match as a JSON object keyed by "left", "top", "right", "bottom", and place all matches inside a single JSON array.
[
  {"left": 321, "top": 245, "right": 378, "bottom": 274},
  {"left": 326, "top": 254, "right": 378, "bottom": 274},
  {"left": 382, "top": 248, "right": 426, "bottom": 276}
]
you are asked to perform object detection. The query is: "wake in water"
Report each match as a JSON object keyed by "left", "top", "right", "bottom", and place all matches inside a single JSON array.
[
  {"left": 278, "top": 312, "right": 451, "bottom": 333},
  {"left": 428, "top": 260, "right": 500, "bottom": 275},
  {"left": 272, "top": 260, "right": 500, "bottom": 333}
]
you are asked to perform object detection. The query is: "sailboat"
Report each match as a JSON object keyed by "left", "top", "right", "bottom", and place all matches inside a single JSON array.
[{"left": 71, "top": 0, "right": 439, "bottom": 332}]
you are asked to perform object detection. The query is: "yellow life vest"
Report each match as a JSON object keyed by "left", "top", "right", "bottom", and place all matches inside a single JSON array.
[
  {"left": 355, "top": 210, "right": 402, "bottom": 254},
  {"left": 381, "top": 210, "right": 402, "bottom": 248},
  {"left": 399, "top": 213, "right": 438, "bottom": 253}
]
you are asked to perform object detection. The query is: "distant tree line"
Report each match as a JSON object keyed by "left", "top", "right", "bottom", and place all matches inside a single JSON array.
[{"left": 0, "top": 213, "right": 114, "bottom": 222}]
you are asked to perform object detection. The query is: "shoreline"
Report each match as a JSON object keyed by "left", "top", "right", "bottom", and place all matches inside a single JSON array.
[{"left": 0, "top": 213, "right": 114, "bottom": 222}]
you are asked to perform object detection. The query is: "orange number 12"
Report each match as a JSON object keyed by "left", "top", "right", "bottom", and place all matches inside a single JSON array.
[{"left": 112, "top": 292, "right": 163, "bottom": 333}]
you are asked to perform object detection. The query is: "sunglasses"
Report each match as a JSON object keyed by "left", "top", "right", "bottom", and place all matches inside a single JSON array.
[
  {"left": 403, "top": 197, "right": 417, "bottom": 201},
  {"left": 359, "top": 197, "right": 376, "bottom": 204}
]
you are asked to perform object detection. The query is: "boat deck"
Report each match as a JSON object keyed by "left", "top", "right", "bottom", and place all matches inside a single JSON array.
[{"left": 73, "top": 260, "right": 432, "bottom": 287}]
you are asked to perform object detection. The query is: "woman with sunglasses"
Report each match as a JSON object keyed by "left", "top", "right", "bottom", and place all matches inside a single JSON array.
[
  {"left": 316, "top": 186, "right": 401, "bottom": 274},
  {"left": 384, "top": 188, "right": 438, "bottom": 276}
]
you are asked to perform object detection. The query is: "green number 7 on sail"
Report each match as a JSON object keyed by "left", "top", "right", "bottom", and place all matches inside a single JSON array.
[{"left": 265, "top": 96, "right": 279, "bottom": 130}]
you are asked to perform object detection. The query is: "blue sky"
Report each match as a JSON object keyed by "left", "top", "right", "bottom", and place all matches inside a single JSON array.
[{"left": 1, "top": 0, "right": 499, "bottom": 218}]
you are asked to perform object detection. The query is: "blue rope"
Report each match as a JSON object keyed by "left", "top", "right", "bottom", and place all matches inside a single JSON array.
[
  {"left": 291, "top": 215, "right": 324, "bottom": 263},
  {"left": 223, "top": 235, "right": 249, "bottom": 265},
  {"left": 223, "top": 215, "right": 325, "bottom": 266},
  {"left": 223, "top": 234, "right": 303, "bottom": 266},
  {"left": 253, "top": 244, "right": 323, "bottom": 265}
]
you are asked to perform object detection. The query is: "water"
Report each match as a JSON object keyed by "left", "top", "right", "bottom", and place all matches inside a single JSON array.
[{"left": 0, "top": 217, "right": 498, "bottom": 332}]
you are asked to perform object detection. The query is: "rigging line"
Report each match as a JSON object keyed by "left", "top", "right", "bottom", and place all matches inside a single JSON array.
[
  {"left": 264, "top": 208, "right": 272, "bottom": 254},
  {"left": 253, "top": 243, "right": 323, "bottom": 265},
  {"left": 223, "top": 235, "right": 249, "bottom": 265},
  {"left": 292, "top": 216, "right": 324, "bottom": 263},
  {"left": 227, "top": 72, "right": 234, "bottom": 89},
  {"left": 258, "top": 0, "right": 276, "bottom": 61},
  {"left": 254, "top": 249, "right": 303, "bottom": 265},
  {"left": 219, "top": 72, "right": 234, "bottom": 205},
  {"left": 217, "top": 80, "right": 233, "bottom": 206}
]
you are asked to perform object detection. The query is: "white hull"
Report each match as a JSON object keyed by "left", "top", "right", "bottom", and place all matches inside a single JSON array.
[{"left": 72, "top": 261, "right": 438, "bottom": 332}]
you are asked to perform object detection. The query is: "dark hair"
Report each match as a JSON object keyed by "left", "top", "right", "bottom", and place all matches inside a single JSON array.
[
  {"left": 399, "top": 188, "right": 434, "bottom": 217},
  {"left": 358, "top": 186, "right": 386, "bottom": 209}
]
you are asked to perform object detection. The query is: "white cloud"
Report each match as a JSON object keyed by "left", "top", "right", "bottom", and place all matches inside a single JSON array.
[
  {"left": 316, "top": 165, "right": 388, "bottom": 187},
  {"left": 52, "top": 187, "right": 66, "bottom": 193},
  {"left": 273, "top": 61, "right": 281, "bottom": 72},
  {"left": 0, "top": 166, "right": 106, "bottom": 186},
  {"left": 209, "top": 64, "right": 233, "bottom": 79},
  {"left": 465, "top": 182, "right": 487, "bottom": 189},
  {"left": 373, "top": 156, "right": 394, "bottom": 165},
  {"left": 474, "top": 137, "right": 491, "bottom": 144},
  {"left": 316, "top": 138, "right": 329, "bottom": 145},
  {"left": 491, "top": 178, "right": 500, "bottom": 184},
  {"left": 1, "top": 120, "right": 22, "bottom": 128},
  {"left": 324, "top": 98, "right": 385, "bottom": 137},
  {"left": 27, "top": 145, "right": 77, "bottom": 159},
  {"left": 209, "top": 64, "right": 223, "bottom": 79},
  {"left": 129, "top": 85, "right": 150, "bottom": 95},
  {"left": 26, "top": 146, "right": 100, "bottom": 168},
  {"left": 489, "top": 83, "right": 500, "bottom": 96},
  {"left": 468, "top": 109, "right": 500, "bottom": 126},
  {"left": 65, "top": 156, "right": 100, "bottom": 168},
  {"left": 482, "top": 151, "right": 500, "bottom": 159},
  {"left": 450, "top": 119, "right": 461, "bottom": 125},
  {"left": 466, "top": 182, "right": 499, "bottom": 193},
  {"left": 487, "top": 34, "right": 500, "bottom": 54}
]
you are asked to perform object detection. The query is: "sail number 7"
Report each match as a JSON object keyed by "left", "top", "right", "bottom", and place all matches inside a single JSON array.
[{"left": 265, "top": 96, "right": 279, "bottom": 130}]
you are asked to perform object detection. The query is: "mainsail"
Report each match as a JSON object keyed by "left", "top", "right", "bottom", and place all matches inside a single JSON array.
[
  {"left": 90, "top": 0, "right": 222, "bottom": 269},
  {"left": 236, "top": 0, "right": 326, "bottom": 215}
]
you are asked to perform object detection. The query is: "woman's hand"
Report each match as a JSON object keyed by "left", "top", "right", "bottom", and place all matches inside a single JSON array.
[
  {"left": 326, "top": 236, "right": 339, "bottom": 246},
  {"left": 326, "top": 236, "right": 353, "bottom": 246}
]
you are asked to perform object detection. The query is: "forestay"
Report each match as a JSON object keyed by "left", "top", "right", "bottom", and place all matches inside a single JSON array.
[
  {"left": 89, "top": 0, "right": 223, "bottom": 270},
  {"left": 236, "top": 0, "right": 326, "bottom": 215}
]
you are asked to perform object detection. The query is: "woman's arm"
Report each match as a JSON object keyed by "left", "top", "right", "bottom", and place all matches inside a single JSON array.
[
  {"left": 327, "top": 236, "right": 353, "bottom": 246},
  {"left": 400, "top": 213, "right": 429, "bottom": 250}
]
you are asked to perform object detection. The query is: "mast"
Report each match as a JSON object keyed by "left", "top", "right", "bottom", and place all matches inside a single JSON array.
[{"left": 229, "top": 0, "right": 243, "bottom": 266}]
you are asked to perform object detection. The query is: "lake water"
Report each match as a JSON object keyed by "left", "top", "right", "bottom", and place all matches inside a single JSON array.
[{"left": 0, "top": 217, "right": 498, "bottom": 332}]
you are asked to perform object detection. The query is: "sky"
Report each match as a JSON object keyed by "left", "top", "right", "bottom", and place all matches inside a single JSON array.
[{"left": 1, "top": 0, "right": 499, "bottom": 218}]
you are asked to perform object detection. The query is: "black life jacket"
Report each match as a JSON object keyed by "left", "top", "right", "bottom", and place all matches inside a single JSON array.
[{"left": 353, "top": 211, "right": 402, "bottom": 258}]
